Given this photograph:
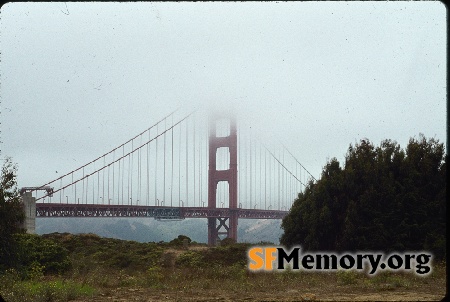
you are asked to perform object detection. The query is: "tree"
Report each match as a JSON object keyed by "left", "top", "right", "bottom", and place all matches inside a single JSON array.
[
  {"left": 0, "top": 157, "right": 25, "bottom": 271},
  {"left": 280, "top": 135, "right": 446, "bottom": 259}
]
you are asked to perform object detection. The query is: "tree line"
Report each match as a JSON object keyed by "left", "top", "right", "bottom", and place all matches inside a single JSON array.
[{"left": 281, "top": 134, "right": 446, "bottom": 259}]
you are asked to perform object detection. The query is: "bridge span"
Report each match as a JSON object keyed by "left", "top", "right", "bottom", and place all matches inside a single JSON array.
[{"left": 22, "top": 109, "right": 313, "bottom": 245}]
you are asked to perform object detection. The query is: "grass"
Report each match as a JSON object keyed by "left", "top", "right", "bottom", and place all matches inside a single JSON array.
[
  {"left": 1, "top": 233, "right": 446, "bottom": 301},
  {"left": 0, "top": 278, "right": 95, "bottom": 302}
]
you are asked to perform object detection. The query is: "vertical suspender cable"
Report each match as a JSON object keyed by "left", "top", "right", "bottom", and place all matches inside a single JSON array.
[
  {"left": 103, "top": 156, "right": 105, "bottom": 203},
  {"left": 249, "top": 136, "right": 252, "bottom": 209},
  {"left": 199, "top": 123, "right": 202, "bottom": 206},
  {"left": 59, "top": 179, "right": 62, "bottom": 203},
  {"left": 128, "top": 142, "right": 131, "bottom": 205},
  {"left": 280, "top": 149, "right": 287, "bottom": 207},
  {"left": 122, "top": 145, "right": 124, "bottom": 205},
  {"left": 238, "top": 126, "right": 240, "bottom": 207},
  {"left": 137, "top": 138, "right": 140, "bottom": 204},
  {"left": 155, "top": 124, "right": 158, "bottom": 205},
  {"left": 82, "top": 167, "right": 85, "bottom": 204},
  {"left": 193, "top": 116, "right": 196, "bottom": 206},
  {"left": 179, "top": 121, "right": 181, "bottom": 206},
  {"left": 163, "top": 118, "right": 166, "bottom": 205},
  {"left": 72, "top": 172, "right": 74, "bottom": 204},
  {"left": 118, "top": 157, "right": 121, "bottom": 205},
  {"left": 299, "top": 162, "right": 302, "bottom": 193},
  {"left": 147, "top": 130, "right": 150, "bottom": 206},
  {"left": 282, "top": 150, "right": 284, "bottom": 210},
  {"left": 277, "top": 150, "right": 280, "bottom": 210},
  {"left": 245, "top": 132, "right": 248, "bottom": 208},
  {"left": 108, "top": 156, "right": 110, "bottom": 204},
  {"left": 112, "top": 150, "right": 115, "bottom": 205},
  {"left": 265, "top": 147, "right": 267, "bottom": 210},
  {"left": 186, "top": 118, "right": 189, "bottom": 206},
  {"left": 130, "top": 140, "right": 133, "bottom": 205},
  {"left": 74, "top": 174, "right": 77, "bottom": 204},
  {"left": 97, "top": 164, "right": 100, "bottom": 202},
  {"left": 171, "top": 114, "right": 174, "bottom": 207},
  {"left": 259, "top": 143, "right": 262, "bottom": 209},
  {"left": 198, "top": 118, "right": 202, "bottom": 206},
  {"left": 292, "top": 164, "right": 294, "bottom": 204},
  {"left": 86, "top": 176, "right": 88, "bottom": 204},
  {"left": 270, "top": 149, "right": 272, "bottom": 209}
]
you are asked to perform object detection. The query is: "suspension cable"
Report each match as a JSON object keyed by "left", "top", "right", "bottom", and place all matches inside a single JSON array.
[
  {"left": 37, "top": 111, "right": 195, "bottom": 202},
  {"left": 35, "top": 109, "right": 180, "bottom": 192}
]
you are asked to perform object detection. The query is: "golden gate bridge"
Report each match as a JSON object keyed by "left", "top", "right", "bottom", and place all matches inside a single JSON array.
[{"left": 21, "top": 108, "right": 315, "bottom": 245}]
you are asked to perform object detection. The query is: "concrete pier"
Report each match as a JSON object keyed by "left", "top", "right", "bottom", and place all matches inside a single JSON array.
[{"left": 21, "top": 192, "right": 36, "bottom": 234}]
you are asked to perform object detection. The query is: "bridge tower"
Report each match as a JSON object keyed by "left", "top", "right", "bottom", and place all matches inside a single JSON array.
[{"left": 208, "top": 112, "right": 238, "bottom": 246}]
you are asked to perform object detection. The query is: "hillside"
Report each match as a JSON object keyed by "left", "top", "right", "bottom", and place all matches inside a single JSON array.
[
  {"left": 0, "top": 233, "right": 445, "bottom": 301},
  {"left": 36, "top": 217, "right": 284, "bottom": 244}
]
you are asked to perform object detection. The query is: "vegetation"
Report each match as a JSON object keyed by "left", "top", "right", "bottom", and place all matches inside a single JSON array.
[
  {"left": 0, "top": 233, "right": 445, "bottom": 301},
  {"left": 15, "top": 234, "right": 71, "bottom": 277},
  {"left": 0, "top": 157, "right": 25, "bottom": 271},
  {"left": 0, "top": 135, "right": 446, "bottom": 300},
  {"left": 281, "top": 134, "right": 446, "bottom": 258}
]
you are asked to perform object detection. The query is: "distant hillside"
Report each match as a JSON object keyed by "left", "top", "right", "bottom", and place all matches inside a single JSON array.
[{"left": 36, "top": 218, "right": 283, "bottom": 244}]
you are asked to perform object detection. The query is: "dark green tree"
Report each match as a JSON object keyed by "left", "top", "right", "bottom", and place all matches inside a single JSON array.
[
  {"left": 280, "top": 135, "right": 446, "bottom": 259},
  {"left": 0, "top": 157, "right": 25, "bottom": 271}
]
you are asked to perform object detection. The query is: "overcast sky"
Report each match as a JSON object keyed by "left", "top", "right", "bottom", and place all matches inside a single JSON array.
[{"left": 0, "top": 2, "right": 446, "bottom": 190}]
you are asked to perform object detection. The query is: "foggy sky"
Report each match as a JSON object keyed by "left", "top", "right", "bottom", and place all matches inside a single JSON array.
[{"left": 0, "top": 2, "right": 446, "bottom": 189}]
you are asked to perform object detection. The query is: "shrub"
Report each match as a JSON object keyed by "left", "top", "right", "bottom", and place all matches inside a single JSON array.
[
  {"left": 169, "top": 235, "right": 192, "bottom": 247},
  {"left": 14, "top": 233, "right": 71, "bottom": 276},
  {"left": 220, "top": 238, "right": 236, "bottom": 246},
  {"left": 336, "top": 270, "right": 358, "bottom": 285},
  {"left": 176, "top": 251, "right": 203, "bottom": 268},
  {"left": 146, "top": 266, "right": 164, "bottom": 286}
]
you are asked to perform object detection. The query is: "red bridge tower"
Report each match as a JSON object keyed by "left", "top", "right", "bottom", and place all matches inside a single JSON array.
[{"left": 208, "top": 112, "right": 238, "bottom": 246}]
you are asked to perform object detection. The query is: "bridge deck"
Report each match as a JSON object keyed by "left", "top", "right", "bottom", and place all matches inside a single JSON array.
[{"left": 35, "top": 203, "right": 288, "bottom": 219}]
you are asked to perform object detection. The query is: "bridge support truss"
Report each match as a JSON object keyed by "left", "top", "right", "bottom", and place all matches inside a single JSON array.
[{"left": 208, "top": 112, "right": 238, "bottom": 246}]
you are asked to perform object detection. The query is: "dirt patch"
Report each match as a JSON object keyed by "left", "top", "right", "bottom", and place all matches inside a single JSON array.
[{"left": 77, "top": 288, "right": 445, "bottom": 301}]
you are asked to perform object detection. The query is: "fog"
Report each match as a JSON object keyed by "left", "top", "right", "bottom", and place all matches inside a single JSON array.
[{"left": 1, "top": 2, "right": 446, "bottom": 200}]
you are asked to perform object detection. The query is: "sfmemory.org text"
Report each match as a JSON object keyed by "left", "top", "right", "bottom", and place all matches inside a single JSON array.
[{"left": 247, "top": 247, "right": 432, "bottom": 275}]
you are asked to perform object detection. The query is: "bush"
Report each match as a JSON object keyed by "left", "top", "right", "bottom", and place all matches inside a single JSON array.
[
  {"left": 169, "top": 235, "right": 192, "bottom": 247},
  {"left": 203, "top": 244, "right": 250, "bottom": 266},
  {"left": 146, "top": 266, "right": 164, "bottom": 286},
  {"left": 15, "top": 234, "right": 71, "bottom": 277},
  {"left": 220, "top": 238, "right": 236, "bottom": 246},
  {"left": 176, "top": 251, "right": 203, "bottom": 268}
]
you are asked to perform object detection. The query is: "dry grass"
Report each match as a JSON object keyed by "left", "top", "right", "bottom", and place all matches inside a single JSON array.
[{"left": 1, "top": 234, "right": 446, "bottom": 301}]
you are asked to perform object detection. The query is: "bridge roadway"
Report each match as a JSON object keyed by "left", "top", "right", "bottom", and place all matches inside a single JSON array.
[{"left": 35, "top": 203, "right": 288, "bottom": 220}]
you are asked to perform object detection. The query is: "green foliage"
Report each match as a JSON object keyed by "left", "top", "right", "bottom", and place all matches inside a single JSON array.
[
  {"left": 146, "top": 266, "right": 164, "bottom": 286},
  {"left": 0, "top": 157, "right": 25, "bottom": 271},
  {"left": 203, "top": 243, "right": 251, "bottom": 266},
  {"left": 281, "top": 135, "right": 446, "bottom": 258},
  {"left": 176, "top": 251, "right": 204, "bottom": 267},
  {"left": 27, "top": 261, "right": 45, "bottom": 281},
  {"left": 14, "top": 233, "right": 71, "bottom": 277},
  {"left": 0, "top": 279, "right": 95, "bottom": 302},
  {"left": 169, "top": 234, "right": 192, "bottom": 247},
  {"left": 220, "top": 237, "right": 236, "bottom": 246},
  {"left": 364, "top": 272, "right": 411, "bottom": 290},
  {"left": 42, "top": 233, "right": 164, "bottom": 272},
  {"left": 1, "top": 233, "right": 445, "bottom": 300},
  {"left": 336, "top": 270, "right": 358, "bottom": 285}
]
